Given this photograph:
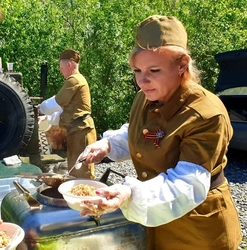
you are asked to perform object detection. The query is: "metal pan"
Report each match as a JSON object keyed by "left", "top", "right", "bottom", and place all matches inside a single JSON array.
[
  {"left": 38, "top": 173, "right": 75, "bottom": 188},
  {"left": 15, "top": 173, "right": 75, "bottom": 188},
  {"left": 36, "top": 183, "right": 69, "bottom": 207}
]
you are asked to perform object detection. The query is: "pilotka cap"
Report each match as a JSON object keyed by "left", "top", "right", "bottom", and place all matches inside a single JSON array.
[
  {"left": 135, "top": 15, "right": 187, "bottom": 50},
  {"left": 59, "top": 49, "right": 80, "bottom": 63}
]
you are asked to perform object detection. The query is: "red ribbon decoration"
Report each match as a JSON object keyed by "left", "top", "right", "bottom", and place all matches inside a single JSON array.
[{"left": 144, "top": 129, "right": 166, "bottom": 148}]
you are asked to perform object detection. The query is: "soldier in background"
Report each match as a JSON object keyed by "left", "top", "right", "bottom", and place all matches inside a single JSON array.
[{"left": 40, "top": 49, "right": 96, "bottom": 178}]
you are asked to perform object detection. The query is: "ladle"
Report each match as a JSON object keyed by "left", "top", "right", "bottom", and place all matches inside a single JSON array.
[
  {"left": 15, "top": 155, "right": 88, "bottom": 188},
  {"left": 68, "top": 157, "right": 86, "bottom": 175},
  {"left": 71, "top": 149, "right": 101, "bottom": 174}
]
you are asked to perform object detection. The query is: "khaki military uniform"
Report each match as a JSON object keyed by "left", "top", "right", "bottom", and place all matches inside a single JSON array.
[
  {"left": 56, "top": 73, "right": 96, "bottom": 178},
  {"left": 128, "top": 83, "right": 242, "bottom": 249}
]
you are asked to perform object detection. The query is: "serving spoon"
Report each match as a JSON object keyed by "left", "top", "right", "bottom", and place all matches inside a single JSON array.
[
  {"left": 70, "top": 149, "right": 101, "bottom": 175},
  {"left": 68, "top": 157, "right": 87, "bottom": 175}
]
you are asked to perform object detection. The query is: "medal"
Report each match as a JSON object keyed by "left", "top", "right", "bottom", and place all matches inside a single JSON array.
[{"left": 143, "top": 129, "right": 166, "bottom": 148}]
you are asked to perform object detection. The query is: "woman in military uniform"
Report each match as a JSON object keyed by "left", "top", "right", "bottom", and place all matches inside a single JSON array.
[
  {"left": 40, "top": 49, "right": 96, "bottom": 178},
  {"left": 77, "top": 15, "right": 242, "bottom": 249}
]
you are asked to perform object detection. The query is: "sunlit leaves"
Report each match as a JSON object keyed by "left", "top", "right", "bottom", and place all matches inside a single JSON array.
[{"left": 0, "top": 0, "right": 246, "bottom": 132}]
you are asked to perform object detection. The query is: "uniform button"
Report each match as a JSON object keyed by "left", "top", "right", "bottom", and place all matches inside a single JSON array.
[
  {"left": 136, "top": 152, "right": 142, "bottom": 158},
  {"left": 142, "top": 172, "right": 148, "bottom": 178},
  {"left": 154, "top": 108, "right": 159, "bottom": 113},
  {"left": 143, "top": 129, "right": 149, "bottom": 135}
]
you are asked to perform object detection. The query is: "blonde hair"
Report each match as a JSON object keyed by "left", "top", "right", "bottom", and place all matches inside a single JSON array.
[{"left": 129, "top": 46, "right": 201, "bottom": 86}]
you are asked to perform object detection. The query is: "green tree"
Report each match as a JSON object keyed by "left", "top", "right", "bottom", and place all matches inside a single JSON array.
[{"left": 0, "top": 0, "right": 247, "bottom": 133}]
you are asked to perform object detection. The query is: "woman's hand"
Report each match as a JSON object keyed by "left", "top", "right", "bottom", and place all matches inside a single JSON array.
[
  {"left": 75, "top": 139, "right": 111, "bottom": 166},
  {"left": 80, "top": 184, "right": 131, "bottom": 217}
]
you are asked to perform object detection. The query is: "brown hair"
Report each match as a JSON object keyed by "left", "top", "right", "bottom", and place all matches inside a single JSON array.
[{"left": 59, "top": 49, "right": 80, "bottom": 63}]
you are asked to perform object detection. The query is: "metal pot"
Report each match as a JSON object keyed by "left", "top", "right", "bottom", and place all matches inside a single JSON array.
[{"left": 36, "top": 184, "right": 68, "bottom": 207}]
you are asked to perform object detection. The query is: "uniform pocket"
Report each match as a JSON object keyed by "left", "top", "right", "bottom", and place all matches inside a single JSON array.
[{"left": 188, "top": 188, "right": 227, "bottom": 218}]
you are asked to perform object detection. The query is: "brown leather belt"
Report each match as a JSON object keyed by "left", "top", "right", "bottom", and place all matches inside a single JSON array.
[
  {"left": 210, "top": 170, "right": 225, "bottom": 190},
  {"left": 67, "top": 114, "right": 91, "bottom": 131}
]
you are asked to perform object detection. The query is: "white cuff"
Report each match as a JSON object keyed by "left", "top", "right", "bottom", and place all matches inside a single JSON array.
[
  {"left": 46, "top": 111, "right": 62, "bottom": 125},
  {"left": 120, "top": 161, "right": 210, "bottom": 227},
  {"left": 40, "top": 96, "right": 63, "bottom": 115},
  {"left": 103, "top": 123, "right": 130, "bottom": 161}
]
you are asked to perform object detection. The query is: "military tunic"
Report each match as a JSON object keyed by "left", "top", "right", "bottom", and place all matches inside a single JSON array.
[
  {"left": 128, "top": 83, "right": 242, "bottom": 249},
  {"left": 56, "top": 73, "right": 96, "bottom": 178}
]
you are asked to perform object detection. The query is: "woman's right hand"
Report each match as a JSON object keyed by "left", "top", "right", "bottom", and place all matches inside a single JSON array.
[{"left": 76, "top": 138, "right": 111, "bottom": 165}]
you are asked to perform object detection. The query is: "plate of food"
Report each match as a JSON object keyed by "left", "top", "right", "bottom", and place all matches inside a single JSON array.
[{"left": 58, "top": 179, "right": 107, "bottom": 211}]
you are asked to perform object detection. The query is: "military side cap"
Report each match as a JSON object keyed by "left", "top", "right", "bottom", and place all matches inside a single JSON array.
[
  {"left": 59, "top": 49, "right": 80, "bottom": 63},
  {"left": 135, "top": 15, "right": 187, "bottom": 50}
]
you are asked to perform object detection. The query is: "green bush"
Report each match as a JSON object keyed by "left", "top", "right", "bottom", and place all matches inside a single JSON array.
[{"left": 0, "top": 0, "right": 246, "bottom": 133}]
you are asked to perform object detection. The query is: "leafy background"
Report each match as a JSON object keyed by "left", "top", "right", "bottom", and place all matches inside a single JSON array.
[{"left": 0, "top": 0, "right": 246, "bottom": 134}]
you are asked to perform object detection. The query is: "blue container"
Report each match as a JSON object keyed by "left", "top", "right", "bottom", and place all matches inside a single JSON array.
[{"left": 1, "top": 189, "right": 147, "bottom": 250}]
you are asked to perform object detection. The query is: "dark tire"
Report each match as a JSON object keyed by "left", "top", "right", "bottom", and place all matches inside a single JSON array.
[{"left": 0, "top": 73, "right": 35, "bottom": 159}]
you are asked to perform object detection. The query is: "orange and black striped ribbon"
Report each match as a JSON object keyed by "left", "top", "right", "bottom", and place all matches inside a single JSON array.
[{"left": 144, "top": 129, "right": 166, "bottom": 148}]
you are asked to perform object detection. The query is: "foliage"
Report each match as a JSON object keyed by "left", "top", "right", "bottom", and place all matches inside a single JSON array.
[
  {"left": 0, "top": 0, "right": 246, "bottom": 133},
  {"left": 176, "top": 0, "right": 247, "bottom": 91}
]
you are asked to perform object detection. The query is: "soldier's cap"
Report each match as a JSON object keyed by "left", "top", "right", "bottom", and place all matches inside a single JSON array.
[
  {"left": 135, "top": 15, "right": 187, "bottom": 50},
  {"left": 59, "top": 49, "right": 80, "bottom": 63}
]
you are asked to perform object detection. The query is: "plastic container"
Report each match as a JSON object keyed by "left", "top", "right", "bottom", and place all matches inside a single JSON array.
[
  {"left": 58, "top": 179, "right": 107, "bottom": 211},
  {"left": 0, "top": 222, "right": 25, "bottom": 250},
  {"left": 2, "top": 190, "right": 147, "bottom": 250}
]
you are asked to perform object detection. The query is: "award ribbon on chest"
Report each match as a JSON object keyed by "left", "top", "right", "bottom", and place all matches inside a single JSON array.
[{"left": 143, "top": 129, "right": 166, "bottom": 148}]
